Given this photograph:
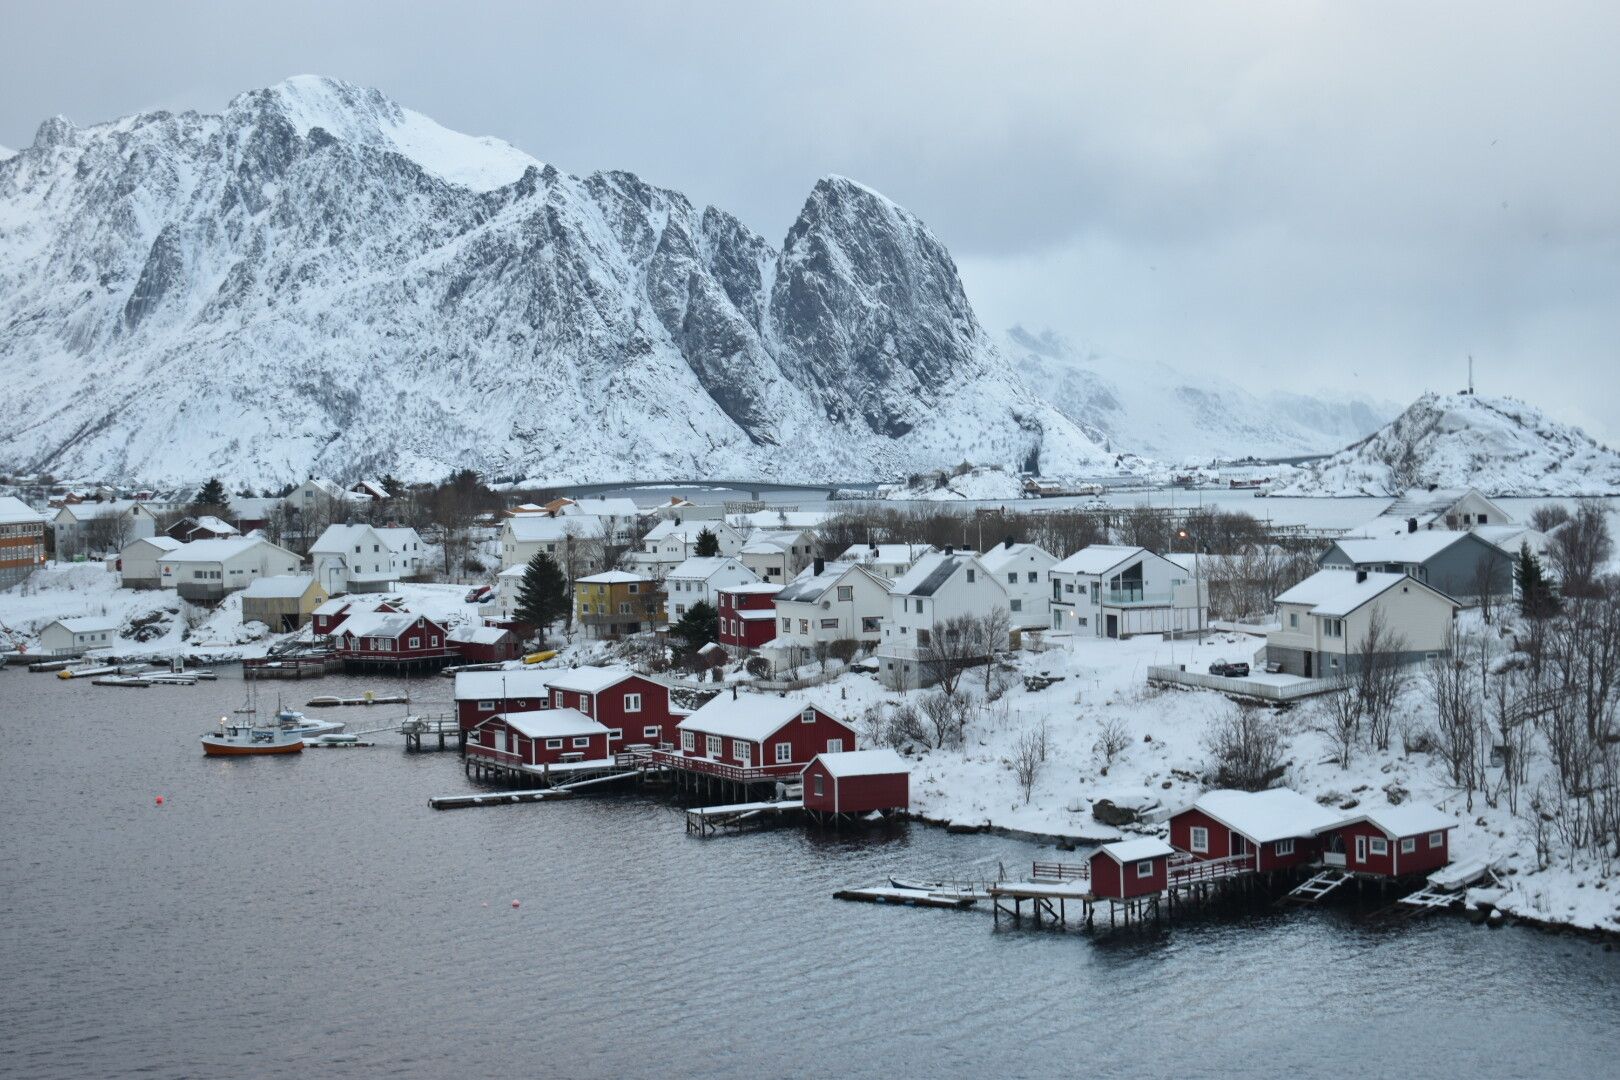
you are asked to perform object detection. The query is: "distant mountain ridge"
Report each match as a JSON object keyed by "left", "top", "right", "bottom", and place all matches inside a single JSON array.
[
  {"left": 1273, "top": 391, "right": 1620, "bottom": 496},
  {"left": 1001, "top": 326, "right": 1395, "bottom": 461},
  {"left": 0, "top": 76, "right": 1111, "bottom": 487}
]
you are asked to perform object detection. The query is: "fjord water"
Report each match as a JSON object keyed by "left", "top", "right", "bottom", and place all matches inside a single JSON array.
[{"left": 2, "top": 669, "right": 1616, "bottom": 1080}]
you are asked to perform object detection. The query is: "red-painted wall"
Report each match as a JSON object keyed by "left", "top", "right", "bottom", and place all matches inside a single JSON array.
[
  {"left": 468, "top": 717, "right": 609, "bottom": 765},
  {"left": 680, "top": 706, "right": 856, "bottom": 773},
  {"left": 1087, "top": 852, "right": 1169, "bottom": 899},
  {"left": 1168, "top": 807, "right": 1319, "bottom": 870},
  {"left": 1327, "top": 822, "right": 1450, "bottom": 877},
  {"left": 717, "top": 589, "right": 780, "bottom": 652},
  {"left": 337, "top": 615, "right": 448, "bottom": 659},
  {"left": 801, "top": 762, "right": 908, "bottom": 813},
  {"left": 548, "top": 675, "right": 675, "bottom": 750}
]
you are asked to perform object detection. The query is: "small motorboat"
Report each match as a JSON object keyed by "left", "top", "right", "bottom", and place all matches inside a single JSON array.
[{"left": 201, "top": 714, "right": 305, "bottom": 756}]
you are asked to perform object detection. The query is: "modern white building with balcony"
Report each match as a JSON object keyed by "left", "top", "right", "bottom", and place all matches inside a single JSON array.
[{"left": 1048, "top": 544, "right": 1206, "bottom": 639}]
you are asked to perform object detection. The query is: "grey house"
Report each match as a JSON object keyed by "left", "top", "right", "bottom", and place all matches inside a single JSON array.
[{"left": 1318, "top": 530, "right": 1512, "bottom": 604}]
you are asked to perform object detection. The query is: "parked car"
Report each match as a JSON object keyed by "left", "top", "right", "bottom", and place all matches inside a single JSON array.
[{"left": 1209, "top": 659, "right": 1250, "bottom": 678}]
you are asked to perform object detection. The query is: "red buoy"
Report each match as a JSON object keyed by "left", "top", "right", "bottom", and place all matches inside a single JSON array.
[
  {"left": 154, "top": 795, "right": 164, "bottom": 806},
  {"left": 511, "top": 899, "right": 520, "bottom": 908}
]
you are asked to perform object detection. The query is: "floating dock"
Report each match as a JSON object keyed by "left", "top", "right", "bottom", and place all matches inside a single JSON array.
[
  {"left": 685, "top": 799, "right": 803, "bottom": 837},
  {"left": 429, "top": 788, "right": 576, "bottom": 810}
]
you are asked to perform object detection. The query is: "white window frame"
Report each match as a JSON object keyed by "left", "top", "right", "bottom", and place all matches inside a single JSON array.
[
  {"left": 642, "top": 725, "right": 661, "bottom": 740},
  {"left": 801, "top": 708, "right": 815, "bottom": 724},
  {"left": 623, "top": 693, "right": 642, "bottom": 713},
  {"left": 1189, "top": 826, "right": 1209, "bottom": 854},
  {"left": 734, "top": 741, "right": 751, "bottom": 766},
  {"left": 827, "top": 738, "right": 843, "bottom": 754},
  {"left": 1136, "top": 860, "right": 1154, "bottom": 879},
  {"left": 1428, "top": 831, "right": 1444, "bottom": 848},
  {"left": 774, "top": 742, "right": 791, "bottom": 764},
  {"left": 1369, "top": 837, "right": 1389, "bottom": 856},
  {"left": 476, "top": 700, "right": 495, "bottom": 711},
  {"left": 1400, "top": 837, "right": 1416, "bottom": 854},
  {"left": 545, "top": 738, "right": 563, "bottom": 749},
  {"left": 571, "top": 736, "right": 591, "bottom": 749},
  {"left": 1355, "top": 835, "right": 1368, "bottom": 862},
  {"left": 1275, "top": 838, "right": 1295, "bottom": 856},
  {"left": 706, "top": 734, "right": 722, "bottom": 758},
  {"left": 608, "top": 727, "right": 622, "bottom": 740},
  {"left": 681, "top": 730, "right": 695, "bottom": 753},
  {"left": 813, "top": 773, "right": 824, "bottom": 796}
]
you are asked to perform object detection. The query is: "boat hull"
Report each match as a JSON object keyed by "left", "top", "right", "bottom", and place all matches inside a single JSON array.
[{"left": 201, "top": 738, "right": 304, "bottom": 756}]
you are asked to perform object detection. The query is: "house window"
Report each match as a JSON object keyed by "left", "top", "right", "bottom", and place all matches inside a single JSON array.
[
  {"left": 579, "top": 697, "right": 591, "bottom": 715},
  {"left": 861, "top": 616, "right": 880, "bottom": 633},
  {"left": 1275, "top": 839, "right": 1295, "bottom": 856},
  {"left": 1136, "top": 860, "right": 1155, "bottom": 878},
  {"left": 1010, "top": 599, "right": 1022, "bottom": 612},
  {"left": 799, "top": 619, "right": 809, "bottom": 634},
  {"left": 628, "top": 583, "right": 639, "bottom": 594},
  {"left": 546, "top": 738, "right": 563, "bottom": 749},
  {"left": 813, "top": 773, "right": 824, "bottom": 796},
  {"left": 619, "top": 603, "right": 631, "bottom": 614},
  {"left": 801, "top": 708, "right": 815, "bottom": 724},
  {"left": 734, "top": 742, "right": 751, "bottom": 765},
  {"left": 1027, "top": 571, "right": 1038, "bottom": 583},
  {"left": 775, "top": 742, "right": 791, "bottom": 763},
  {"left": 643, "top": 725, "right": 661, "bottom": 739},
  {"left": 1428, "top": 831, "right": 1444, "bottom": 848},
  {"left": 1190, "top": 826, "right": 1209, "bottom": 853},
  {"left": 408, "top": 636, "right": 420, "bottom": 649},
  {"left": 1007, "top": 572, "right": 1017, "bottom": 584},
  {"left": 781, "top": 617, "right": 791, "bottom": 632},
  {"left": 1289, "top": 612, "right": 1298, "bottom": 629},
  {"left": 706, "top": 735, "right": 722, "bottom": 758},
  {"left": 827, "top": 738, "right": 843, "bottom": 753},
  {"left": 1369, "top": 837, "right": 1389, "bottom": 856},
  {"left": 477, "top": 700, "right": 495, "bottom": 711},
  {"left": 572, "top": 737, "right": 591, "bottom": 748},
  {"left": 551, "top": 690, "right": 561, "bottom": 706},
  {"left": 820, "top": 618, "right": 839, "bottom": 629},
  {"left": 1401, "top": 837, "right": 1416, "bottom": 854},
  {"left": 966, "top": 569, "right": 975, "bottom": 582},
  {"left": 682, "top": 731, "right": 695, "bottom": 752}
]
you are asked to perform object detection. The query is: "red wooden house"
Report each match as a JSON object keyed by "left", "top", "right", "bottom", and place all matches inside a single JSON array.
[
  {"left": 674, "top": 689, "right": 856, "bottom": 780},
  {"left": 467, "top": 708, "right": 612, "bottom": 768},
  {"left": 1087, "top": 838, "right": 1175, "bottom": 900},
  {"left": 333, "top": 610, "right": 454, "bottom": 669},
  {"left": 716, "top": 583, "right": 783, "bottom": 653},
  {"left": 312, "top": 597, "right": 399, "bottom": 637},
  {"left": 447, "top": 624, "right": 520, "bottom": 664},
  {"left": 1313, "top": 805, "right": 1454, "bottom": 877},
  {"left": 453, "top": 668, "right": 555, "bottom": 733},
  {"left": 1168, "top": 789, "right": 1340, "bottom": 872},
  {"left": 801, "top": 748, "right": 910, "bottom": 817},
  {"left": 542, "top": 667, "right": 677, "bottom": 751}
]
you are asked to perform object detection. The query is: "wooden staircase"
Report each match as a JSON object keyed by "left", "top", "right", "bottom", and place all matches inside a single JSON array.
[{"left": 1281, "top": 868, "right": 1351, "bottom": 905}]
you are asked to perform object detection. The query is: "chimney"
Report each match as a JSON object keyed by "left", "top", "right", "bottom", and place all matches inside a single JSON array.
[
  {"left": 1407, "top": 517, "right": 1418, "bottom": 534},
  {"left": 814, "top": 557, "right": 825, "bottom": 576},
  {"left": 731, "top": 684, "right": 738, "bottom": 700},
  {"left": 1003, "top": 536, "right": 1015, "bottom": 549},
  {"left": 945, "top": 544, "right": 954, "bottom": 556},
  {"left": 1356, "top": 569, "right": 1368, "bottom": 583}
]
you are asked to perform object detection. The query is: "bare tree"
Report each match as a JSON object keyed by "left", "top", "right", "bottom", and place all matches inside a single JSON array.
[
  {"left": 1013, "top": 727, "right": 1044, "bottom": 803},
  {"left": 1204, "top": 703, "right": 1288, "bottom": 791},
  {"left": 1314, "top": 677, "right": 1362, "bottom": 769},
  {"left": 1425, "top": 639, "right": 1483, "bottom": 808},
  {"left": 916, "top": 689, "right": 975, "bottom": 749},
  {"left": 1093, "top": 715, "right": 1131, "bottom": 771},
  {"left": 1354, "top": 608, "right": 1408, "bottom": 752},
  {"left": 1472, "top": 554, "right": 1498, "bottom": 626},
  {"left": 1546, "top": 499, "right": 1613, "bottom": 599},
  {"left": 83, "top": 511, "right": 134, "bottom": 556},
  {"left": 919, "top": 614, "right": 980, "bottom": 695},
  {"left": 979, "top": 607, "right": 1012, "bottom": 694}
]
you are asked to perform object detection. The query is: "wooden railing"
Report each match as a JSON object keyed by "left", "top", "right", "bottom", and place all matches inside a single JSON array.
[
  {"left": 1031, "top": 861, "right": 1090, "bottom": 882},
  {"left": 644, "top": 748, "right": 799, "bottom": 783},
  {"left": 1167, "top": 852, "right": 1256, "bottom": 884}
]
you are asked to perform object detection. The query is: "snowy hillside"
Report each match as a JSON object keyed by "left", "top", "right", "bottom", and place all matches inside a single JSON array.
[
  {"left": 1003, "top": 326, "right": 1394, "bottom": 460},
  {"left": 0, "top": 77, "right": 1110, "bottom": 487},
  {"left": 0, "top": 144, "right": 16, "bottom": 161},
  {"left": 1275, "top": 391, "right": 1620, "bottom": 496}
]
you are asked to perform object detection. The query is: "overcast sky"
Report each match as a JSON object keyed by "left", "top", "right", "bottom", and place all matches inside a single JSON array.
[{"left": 6, "top": 1, "right": 1618, "bottom": 441}]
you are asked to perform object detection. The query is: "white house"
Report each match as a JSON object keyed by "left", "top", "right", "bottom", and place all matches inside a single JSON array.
[
  {"left": 836, "top": 543, "right": 936, "bottom": 581},
  {"left": 876, "top": 548, "right": 1011, "bottom": 690},
  {"left": 283, "top": 477, "right": 368, "bottom": 514},
  {"left": 119, "top": 535, "right": 183, "bottom": 588},
  {"left": 311, "top": 524, "right": 428, "bottom": 593},
  {"left": 625, "top": 519, "right": 743, "bottom": 576},
  {"left": 738, "top": 528, "right": 818, "bottom": 583},
  {"left": 38, "top": 616, "right": 120, "bottom": 654},
  {"left": 976, "top": 540, "right": 1057, "bottom": 631},
  {"left": 159, "top": 536, "right": 304, "bottom": 602},
  {"left": 1351, "top": 487, "right": 1512, "bottom": 538},
  {"left": 665, "top": 556, "right": 758, "bottom": 619},
  {"left": 1267, "top": 569, "right": 1459, "bottom": 678},
  {"left": 558, "top": 497, "right": 641, "bottom": 521},
  {"left": 52, "top": 501, "right": 158, "bottom": 556},
  {"left": 770, "top": 560, "right": 892, "bottom": 662},
  {"left": 1049, "top": 544, "right": 1206, "bottom": 639},
  {"left": 499, "top": 514, "right": 609, "bottom": 572}
]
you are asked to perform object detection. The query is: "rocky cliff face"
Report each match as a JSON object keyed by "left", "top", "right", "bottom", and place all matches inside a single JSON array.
[{"left": 0, "top": 76, "right": 1106, "bottom": 486}]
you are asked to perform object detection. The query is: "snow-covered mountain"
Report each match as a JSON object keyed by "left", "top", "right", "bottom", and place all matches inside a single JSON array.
[
  {"left": 0, "top": 145, "right": 16, "bottom": 161},
  {"left": 0, "top": 76, "right": 1109, "bottom": 487},
  {"left": 1001, "top": 326, "right": 1394, "bottom": 461},
  {"left": 1274, "top": 391, "right": 1620, "bottom": 496}
]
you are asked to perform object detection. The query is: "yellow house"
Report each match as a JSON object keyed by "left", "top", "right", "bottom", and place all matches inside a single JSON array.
[
  {"left": 241, "top": 574, "right": 329, "bottom": 632},
  {"left": 574, "top": 571, "right": 663, "bottom": 639}
]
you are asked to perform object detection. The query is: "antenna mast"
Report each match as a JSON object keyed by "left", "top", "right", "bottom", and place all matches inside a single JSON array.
[{"left": 1468, "top": 355, "right": 1474, "bottom": 395}]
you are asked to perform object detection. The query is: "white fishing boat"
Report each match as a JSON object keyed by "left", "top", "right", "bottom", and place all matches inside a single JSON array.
[{"left": 200, "top": 712, "right": 305, "bottom": 756}]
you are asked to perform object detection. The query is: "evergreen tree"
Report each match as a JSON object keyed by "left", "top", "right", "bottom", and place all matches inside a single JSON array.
[
  {"left": 193, "top": 476, "right": 228, "bottom": 512},
  {"left": 693, "top": 527, "right": 721, "bottom": 557},
  {"left": 671, "top": 600, "right": 719, "bottom": 654},
  {"left": 1516, "top": 542, "right": 1558, "bottom": 619},
  {"left": 380, "top": 474, "right": 404, "bottom": 498},
  {"left": 514, "top": 552, "right": 569, "bottom": 644}
]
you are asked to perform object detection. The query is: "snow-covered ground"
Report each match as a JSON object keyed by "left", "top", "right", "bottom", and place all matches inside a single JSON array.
[{"left": 878, "top": 466, "right": 1027, "bottom": 502}]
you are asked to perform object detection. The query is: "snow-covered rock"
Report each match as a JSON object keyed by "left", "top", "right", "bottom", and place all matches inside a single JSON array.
[
  {"left": 1275, "top": 391, "right": 1620, "bottom": 496},
  {"left": 0, "top": 76, "right": 1111, "bottom": 487},
  {"left": 1002, "top": 325, "right": 1396, "bottom": 459}
]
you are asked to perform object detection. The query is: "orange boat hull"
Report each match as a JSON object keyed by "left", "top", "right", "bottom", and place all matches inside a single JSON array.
[{"left": 201, "top": 739, "right": 304, "bottom": 756}]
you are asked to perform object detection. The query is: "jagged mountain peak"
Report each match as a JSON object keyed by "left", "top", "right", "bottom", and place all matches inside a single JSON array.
[
  {"left": 1274, "top": 390, "right": 1620, "bottom": 496},
  {"left": 0, "top": 76, "right": 1108, "bottom": 487}
]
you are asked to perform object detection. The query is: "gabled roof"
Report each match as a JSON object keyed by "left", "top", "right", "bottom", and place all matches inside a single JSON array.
[
  {"left": 162, "top": 536, "right": 280, "bottom": 563},
  {"left": 977, "top": 542, "right": 1056, "bottom": 574},
  {"left": 562, "top": 497, "right": 640, "bottom": 519},
  {"left": 1095, "top": 837, "right": 1176, "bottom": 864},
  {"left": 740, "top": 529, "right": 808, "bottom": 555},
  {"left": 454, "top": 667, "right": 555, "bottom": 700},
  {"left": 501, "top": 708, "right": 610, "bottom": 740},
  {"left": 726, "top": 510, "right": 830, "bottom": 530},
  {"left": 720, "top": 582, "right": 784, "bottom": 596},
  {"left": 776, "top": 561, "right": 888, "bottom": 604},
  {"left": 187, "top": 515, "right": 240, "bottom": 535},
  {"left": 338, "top": 611, "right": 436, "bottom": 639},
  {"left": 505, "top": 515, "right": 605, "bottom": 542},
  {"left": 309, "top": 523, "right": 378, "bottom": 553},
  {"left": 1376, "top": 487, "right": 1508, "bottom": 526},
  {"left": 544, "top": 665, "right": 638, "bottom": 694},
  {"left": 1183, "top": 789, "right": 1342, "bottom": 844},
  {"left": 890, "top": 551, "right": 977, "bottom": 597},
  {"left": 0, "top": 495, "right": 45, "bottom": 526},
  {"left": 1325, "top": 531, "right": 1484, "bottom": 566},
  {"left": 837, "top": 542, "right": 934, "bottom": 566},
  {"left": 1275, "top": 569, "right": 1455, "bottom": 618},
  {"left": 126, "top": 535, "right": 183, "bottom": 553},
  {"left": 1317, "top": 804, "right": 1456, "bottom": 839},
  {"left": 50, "top": 616, "right": 119, "bottom": 633},
  {"left": 241, "top": 574, "right": 317, "bottom": 599},
  {"left": 576, "top": 570, "right": 652, "bottom": 585},
  {"left": 668, "top": 556, "right": 752, "bottom": 582},
  {"left": 374, "top": 527, "right": 423, "bottom": 551},
  {"left": 447, "top": 625, "right": 513, "bottom": 644},
  {"left": 808, "top": 748, "right": 909, "bottom": 778},
  {"left": 1051, "top": 544, "right": 1148, "bottom": 575},
  {"left": 644, "top": 519, "right": 734, "bottom": 543},
  {"left": 678, "top": 691, "right": 852, "bottom": 741}
]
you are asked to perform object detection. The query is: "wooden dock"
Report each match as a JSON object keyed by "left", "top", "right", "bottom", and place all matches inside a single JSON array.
[
  {"left": 685, "top": 799, "right": 804, "bottom": 837},
  {"left": 834, "top": 887, "right": 977, "bottom": 909},
  {"left": 429, "top": 788, "right": 576, "bottom": 810}
]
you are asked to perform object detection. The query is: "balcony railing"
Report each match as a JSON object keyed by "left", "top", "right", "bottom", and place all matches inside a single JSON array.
[{"left": 1104, "top": 589, "right": 1178, "bottom": 607}]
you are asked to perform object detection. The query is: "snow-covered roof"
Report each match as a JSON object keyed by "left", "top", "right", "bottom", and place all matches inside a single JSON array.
[
  {"left": 562, "top": 497, "right": 639, "bottom": 519},
  {"left": 1095, "top": 837, "right": 1176, "bottom": 864},
  {"left": 126, "top": 535, "right": 183, "bottom": 553},
  {"left": 50, "top": 616, "right": 119, "bottom": 633},
  {"left": 447, "top": 625, "right": 512, "bottom": 644},
  {"left": 644, "top": 519, "right": 732, "bottom": 543},
  {"left": 889, "top": 551, "right": 975, "bottom": 597},
  {"left": 740, "top": 532, "right": 801, "bottom": 555},
  {"left": 576, "top": 570, "right": 652, "bottom": 584},
  {"left": 678, "top": 691, "right": 849, "bottom": 742},
  {"left": 1275, "top": 569, "right": 1452, "bottom": 618},
  {"left": 1186, "top": 789, "right": 1342, "bottom": 843},
  {"left": 338, "top": 611, "right": 430, "bottom": 639},
  {"left": 1471, "top": 524, "right": 1545, "bottom": 553},
  {"left": 454, "top": 667, "right": 554, "bottom": 700},
  {"left": 312, "top": 597, "right": 351, "bottom": 617},
  {"left": 506, "top": 515, "right": 605, "bottom": 542},
  {"left": 501, "top": 708, "right": 610, "bottom": 740},
  {"left": 309, "top": 524, "right": 376, "bottom": 553},
  {"left": 977, "top": 542, "right": 1054, "bottom": 574},
  {"left": 374, "top": 527, "right": 423, "bottom": 551},
  {"left": 1376, "top": 487, "right": 1507, "bottom": 525},
  {"left": 737, "top": 608, "right": 778, "bottom": 621},
  {"left": 838, "top": 542, "right": 934, "bottom": 566},
  {"left": 726, "top": 510, "right": 829, "bottom": 530},
  {"left": 0, "top": 496, "right": 46, "bottom": 526},
  {"left": 669, "top": 556, "right": 750, "bottom": 581},
  {"left": 497, "top": 565, "right": 526, "bottom": 579},
  {"left": 545, "top": 665, "right": 637, "bottom": 694},
  {"left": 189, "top": 515, "right": 239, "bottom": 535},
  {"left": 776, "top": 562, "right": 875, "bottom": 604},
  {"left": 810, "top": 748, "right": 910, "bottom": 778},
  {"left": 162, "top": 536, "right": 279, "bottom": 563},
  {"left": 721, "top": 582, "right": 784, "bottom": 596},
  {"left": 1052, "top": 544, "right": 1147, "bottom": 575},
  {"left": 1327, "top": 532, "right": 1476, "bottom": 565},
  {"left": 54, "top": 500, "right": 150, "bottom": 521},
  {"left": 242, "top": 574, "right": 317, "bottom": 599},
  {"left": 1319, "top": 804, "right": 1456, "bottom": 838}
]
